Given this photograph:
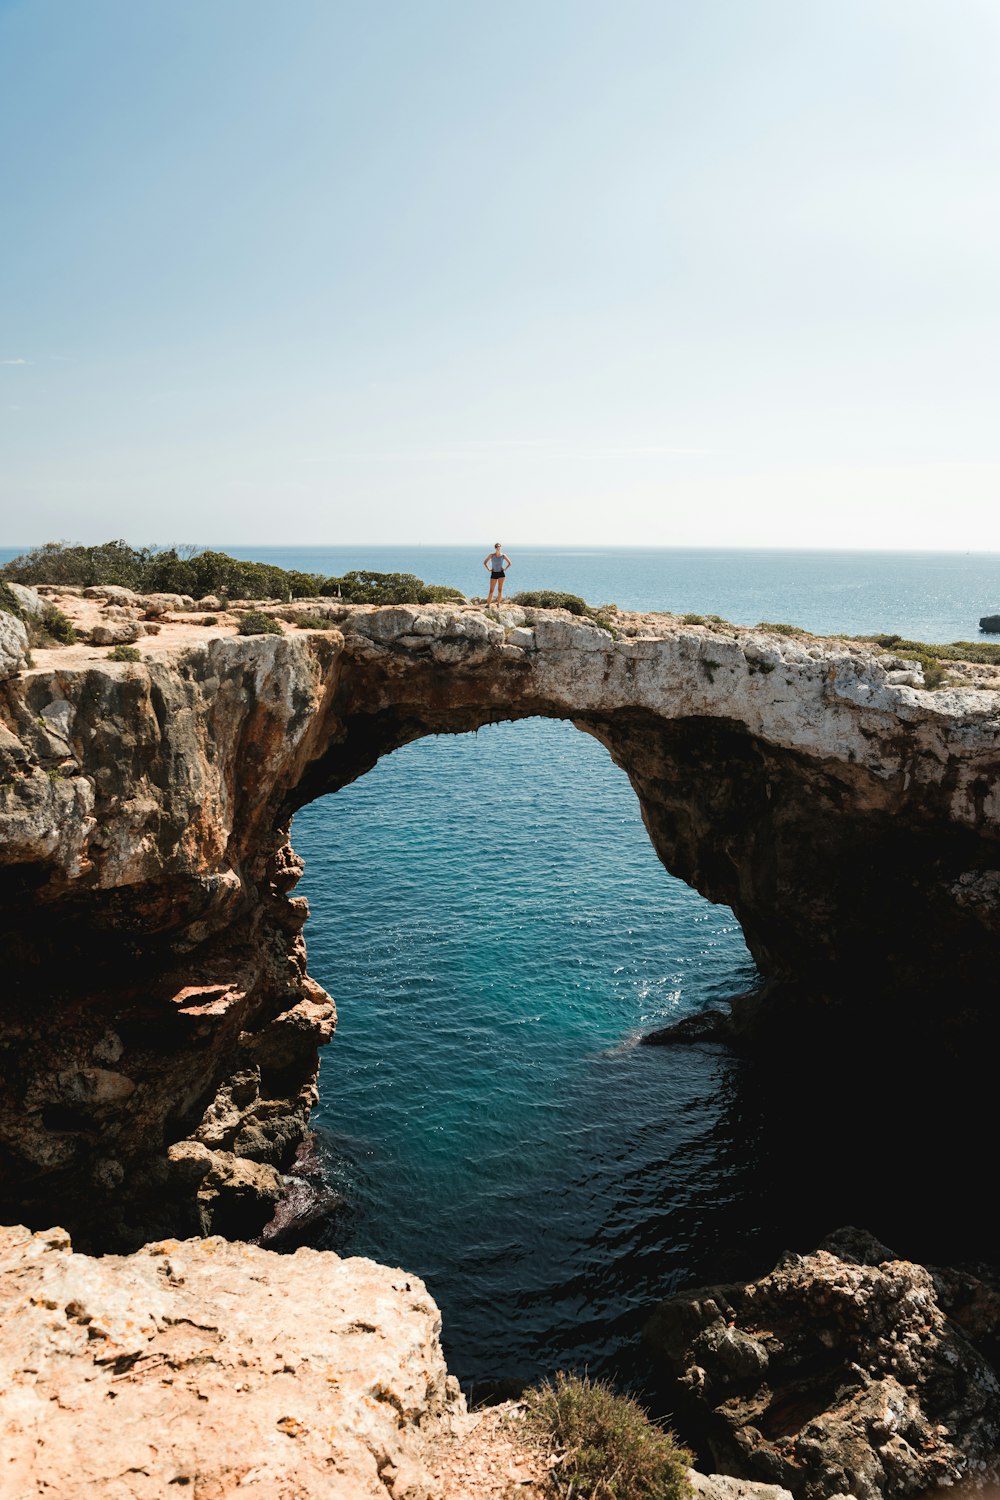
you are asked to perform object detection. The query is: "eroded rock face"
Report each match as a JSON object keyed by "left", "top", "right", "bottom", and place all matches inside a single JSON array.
[
  {"left": 1, "top": 599, "right": 999, "bottom": 1244},
  {"left": 0, "top": 1223, "right": 463, "bottom": 1500},
  {"left": 644, "top": 1229, "right": 1000, "bottom": 1500},
  {"left": 0, "top": 609, "right": 27, "bottom": 678}
]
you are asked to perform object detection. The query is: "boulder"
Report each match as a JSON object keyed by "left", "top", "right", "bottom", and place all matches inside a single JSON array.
[
  {"left": 82, "top": 585, "right": 141, "bottom": 604},
  {"left": 4, "top": 582, "right": 45, "bottom": 619},
  {"left": 644, "top": 1228, "right": 1000, "bottom": 1500},
  {"left": 0, "top": 609, "right": 28, "bottom": 679},
  {"left": 89, "top": 620, "right": 141, "bottom": 646},
  {"left": 142, "top": 592, "right": 195, "bottom": 614},
  {"left": 0, "top": 1223, "right": 464, "bottom": 1499},
  {"left": 688, "top": 1473, "right": 795, "bottom": 1500}
]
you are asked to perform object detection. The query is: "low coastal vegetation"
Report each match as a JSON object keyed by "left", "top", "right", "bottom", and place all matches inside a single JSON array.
[
  {"left": 856, "top": 631, "right": 1000, "bottom": 666},
  {"left": 757, "top": 620, "right": 809, "bottom": 636},
  {"left": 522, "top": 1371, "right": 692, "bottom": 1500},
  {"left": 513, "top": 589, "right": 593, "bottom": 616},
  {"left": 280, "top": 610, "right": 338, "bottom": 629},
  {"left": 108, "top": 644, "right": 142, "bottom": 662},
  {"left": 237, "top": 610, "right": 283, "bottom": 637},
  {"left": 1, "top": 580, "right": 77, "bottom": 647},
  {"left": 851, "top": 632, "right": 1000, "bottom": 688},
  {"left": 512, "top": 590, "right": 621, "bottom": 636},
  {"left": 0, "top": 541, "right": 465, "bottom": 606}
]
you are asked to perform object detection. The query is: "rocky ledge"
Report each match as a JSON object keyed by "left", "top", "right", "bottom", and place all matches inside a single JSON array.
[
  {"left": 645, "top": 1228, "right": 1000, "bottom": 1500},
  {"left": 3, "top": 1220, "right": 998, "bottom": 1500},
  {"left": 1, "top": 585, "right": 999, "bottom": 1244},
  {"left": 0, "top": 1222, "right": 462, "bottom": 1500}
]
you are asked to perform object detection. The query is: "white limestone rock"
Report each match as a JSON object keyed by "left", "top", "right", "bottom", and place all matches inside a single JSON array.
[
  {"left": 4, "top": 582, "right": 45, "bottom": 618},
  {"left": 82, "top": 585, "right": 141, "bottom": 604},
  {"left": 0, "top": 609, "right": 28, "bottom": 679}
]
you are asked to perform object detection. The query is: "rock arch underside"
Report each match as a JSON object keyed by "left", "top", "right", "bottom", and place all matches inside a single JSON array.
[{"left": 2, "top": 596, "right": 1000, "bottom": 1251}]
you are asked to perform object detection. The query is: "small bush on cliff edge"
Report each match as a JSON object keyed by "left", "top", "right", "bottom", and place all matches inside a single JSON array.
[
  {"left": 237, "top": 611, "right": 283, "bottom": 636},
  {"left": 512, "top": 589, "right": 591, "bottom": 616},
  {"left": 523, "top": 1371, "right": 692, "bottom": 1500},
  {"left": 36, "top": 605, "right": 76, "bottom": 645}
]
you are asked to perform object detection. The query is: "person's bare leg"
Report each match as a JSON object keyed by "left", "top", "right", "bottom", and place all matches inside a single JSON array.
[
  {"left": 496, "top": 580, "right": 504, "bottom": 605},
  {"left": 487, "top": 579, "right": 497, "bottom": 606}
]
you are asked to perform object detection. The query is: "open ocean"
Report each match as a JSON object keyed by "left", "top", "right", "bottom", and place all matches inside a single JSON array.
[{"left": 6, "top": 543, "right": 1000, "bottom": 1394}]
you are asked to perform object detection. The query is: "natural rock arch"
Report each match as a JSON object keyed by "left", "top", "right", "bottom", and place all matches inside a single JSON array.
[{"left": 2, "top": 599, "right": 999, "bottom": 1248}]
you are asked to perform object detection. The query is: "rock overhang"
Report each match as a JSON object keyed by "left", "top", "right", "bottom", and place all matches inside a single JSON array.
[{"left": 2, "top": 593, "right": 1000, "bottom": 1245}]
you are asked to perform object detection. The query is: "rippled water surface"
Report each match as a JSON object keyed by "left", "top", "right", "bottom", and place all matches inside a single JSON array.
[
  {"left": 297, "top": 721, "right": 757, "bottom": 1384},
  {"left": 286, "top": 545, "right": 1000, "bottom": 1385}
]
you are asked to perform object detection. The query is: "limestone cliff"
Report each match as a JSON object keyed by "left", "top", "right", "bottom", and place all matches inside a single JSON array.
[
  {"left": 1, "top": 590, "right": 999, "bottom": 1245},
  {"left": 0, "top": 1222, "right": 463, "bottom": 1500}
]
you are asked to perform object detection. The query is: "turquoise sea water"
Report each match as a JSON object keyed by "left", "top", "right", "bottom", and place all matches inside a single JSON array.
[
  {"left": 276, "top": 547, "right": 1000, "bottom": 1389},
  {"left": 5, "top": 543, "right": 999, "bottom": 1391}
]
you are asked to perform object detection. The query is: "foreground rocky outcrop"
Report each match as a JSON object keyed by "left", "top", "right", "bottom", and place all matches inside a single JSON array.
[
  {"left": 2, "top": 1221, "right": 808, "bottom": 1500},
  {"left": 0, "top": 1222, "right": 464, "bottom": 1500},
  {"left": 1, "top": 588, "right": 999, "bottom": 1244},
  {"left": 644, "top": 1229, "right": 1000, "bottom": 1500}
]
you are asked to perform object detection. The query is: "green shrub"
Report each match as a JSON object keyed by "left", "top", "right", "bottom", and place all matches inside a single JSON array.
[
  {"left": 2, "top": 543, "right": 462, "bottom": 608},
  {"left": 855, "top": 634, "right": 1000, "bottom": 672},
  {"left": 418, "top": 583, "right": 466, "bottom": 603},
  {"left": 0, "top": 581, "right": 24, "bottom": 619},
  {"left": 199, "top": 615, "right": 218, "bottom": 626},
  {"left": 237, "top": 611, "right": 283, "bottom": 636},
  {"left": 512, "top": 590, "right": 591, "bottom": 616},
  {"left": 0, "top": 539, "right": 153, "bottom": 588},
  {"left": 38, "top": 605, "right": 76, "bottom": 645},
  {"left": 288, "top": 612, "right": 336, "bottom": 630},
  {"left": 108, "top": 644, "right": 142, "bottom": 662},
  {"left": 523, "top": 1371, "right": 692, "bottom": 1500},
  {"left": 682, "top": 613, "right": 704, "bottom": 625},
  {"left": 914, "top": 654, "right": 948, "bottom": 689},
  {"left": 757, "top": 621, "right": 809, "bottom": 637},
  {"left": 328, "top": 570, "right": 421, "bottom": 605}
]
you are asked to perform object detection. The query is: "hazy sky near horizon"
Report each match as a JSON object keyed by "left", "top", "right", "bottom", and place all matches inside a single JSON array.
[{"left": 2, "top": 0, "right": 999, "bottom": 550}]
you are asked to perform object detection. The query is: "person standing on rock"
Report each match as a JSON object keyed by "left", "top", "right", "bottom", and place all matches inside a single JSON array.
[{"left": 484, "top": 543, "right": 511, "bottom": 607}]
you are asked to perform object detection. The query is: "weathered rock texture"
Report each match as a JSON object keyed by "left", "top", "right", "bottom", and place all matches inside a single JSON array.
[
  {"left": 1, "top": 595, "right": 1000, "bottom": 1244},
  {"left": 644, "top": 1228, "right": 1000, "bottom": 1500},
  {"left": 0, "top": 1222, "right": 463, "bottom": 1500}
]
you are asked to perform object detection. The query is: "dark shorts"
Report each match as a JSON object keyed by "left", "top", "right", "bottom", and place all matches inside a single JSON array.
[{"left": 490, "top": 571, "right": 506, "bottom": 580}]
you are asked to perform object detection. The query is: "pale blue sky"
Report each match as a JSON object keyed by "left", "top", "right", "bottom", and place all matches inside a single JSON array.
[{"left": 2, "top": 0, "right": 998, "bottom": 548}]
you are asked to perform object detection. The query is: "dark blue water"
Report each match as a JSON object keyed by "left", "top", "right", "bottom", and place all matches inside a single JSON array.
[{"left": 6, "top": 542, "right": 999, "bottom": 1387}]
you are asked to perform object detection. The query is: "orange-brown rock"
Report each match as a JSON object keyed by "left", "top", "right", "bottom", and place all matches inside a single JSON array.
[{"left": 0, "top": 1223, "right": 463, "bottom": 1499}]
